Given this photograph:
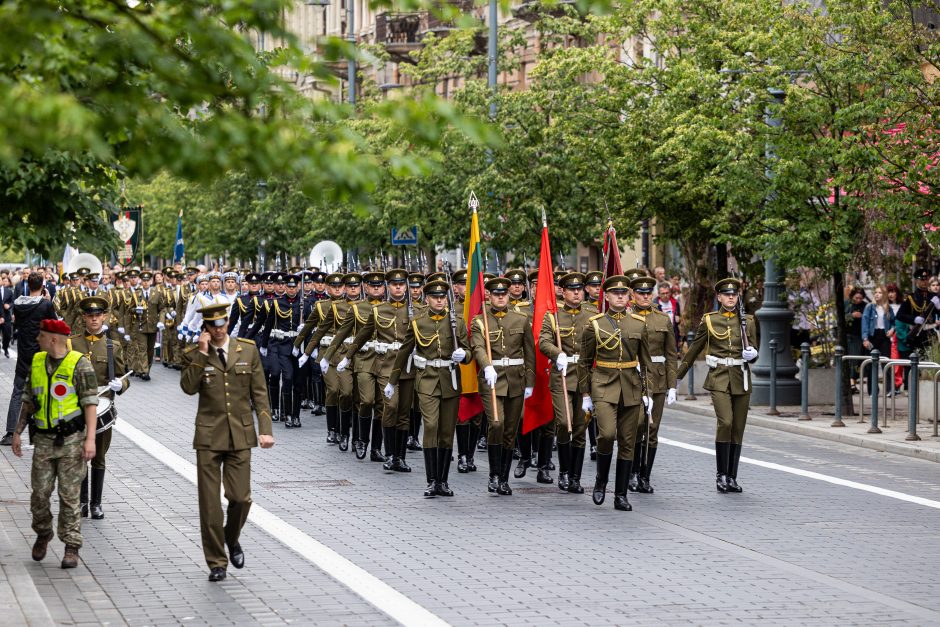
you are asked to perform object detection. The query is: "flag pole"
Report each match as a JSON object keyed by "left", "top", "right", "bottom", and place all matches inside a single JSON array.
[
  {"left": 545, "top": 207, "right": 572, "bottom": 435},
  {"left": 472, "top": 194, "right": 499, "bottom": 425}
]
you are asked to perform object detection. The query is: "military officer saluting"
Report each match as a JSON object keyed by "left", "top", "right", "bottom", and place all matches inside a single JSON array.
[
  {"left": 678, "top": 277, "right": 758, "bottom": 493},
  {"left": 180, "top": 303, "right": 274, "bottom": 582},
  {"left": 471, "top": 276, "right": 535, "bottom": 496},
  {"left": 578, "top": 275, "right": 653, "bottom": 512},
  {"left": 538, "top": 272, "right": 594, "bottom": 494},
  {"left": 389, "top": 279, "right": 472, "bottom": 497},
  {"left": 70, "top": 296, "right": 130, "bottom": 520},
  {"left": 627, "top": 276, "right": 677, "bottom": 494}
]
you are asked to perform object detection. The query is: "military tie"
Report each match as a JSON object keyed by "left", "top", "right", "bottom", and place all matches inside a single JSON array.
[{"left": 217, "top": 347, "right": 226, "bottom": 368}]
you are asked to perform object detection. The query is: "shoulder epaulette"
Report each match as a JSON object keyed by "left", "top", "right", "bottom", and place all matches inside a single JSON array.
[
  {"left": 184, "top": 345, "right": 197, "bottom": 353},
  {"left": 630, "top": 313, "right": 645, "bottom": 321},
  {"left": 589, "top": 313, "right": 605, "bottom": 322},
  {"left": 237, "top": 337, "right": 256, "bottom": 345}
]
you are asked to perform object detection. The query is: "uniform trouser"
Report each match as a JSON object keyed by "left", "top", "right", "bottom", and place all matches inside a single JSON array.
[
  {"left": 381, "top": 375, "right": 415, "bottom": 432},
  {"left": 310, "top": 363, "right": 325, "bottom": 406},
  {"left": 260, "top": 348, "right": 275, "bottom": 410},
  {"left": 91, "top": 427, "right": 112, "bottom": 470},
  {"left": 31, "top": 432, "right": 85, "bottom": 547},
  {"left": 5, "top": 371, "right": 26, "bottom": 433},
  {"left": 711, "top": 390, "right": 750, "bottom": 444},
  {"left": 632, "top": 392, "right": 666, "bottom": 450},
  {"left": 196, "top": 448, "right": 252, "bottom": 570},
  {"left": 163, "top": 327, "right": 176, "bottom": 365},
  {"left": 552, "top": 387, "right": 587, "bottom": 448},
  {"left": 124, "top": 336, "right": 139, "bottom": 376},
  {"left": 418, "top": 392, "right": 459, "bottom": 449},
  {"left": 594, "top": 401, "right": 642, "bottom": 461},
  {"left": 270, "top": 341, "right": 301, "bottom": 418},
  {"left": 324, "top": 363, "right": 354, "bottom": 410},
  {"left": 482, "top": 393, "right": 524, "bottom": 449},
  {"left": 356, "top": 368, "right": 377, "bottom": 417},
  {"left": 135, "top": 331, "right": 157, "bottom": 374}
]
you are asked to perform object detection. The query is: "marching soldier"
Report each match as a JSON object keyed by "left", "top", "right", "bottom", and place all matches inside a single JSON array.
[
  {"left": 538, "top": 272, "right": 594, "bottom": 494},
  {"left": 896, "top": 268, "right": 940, "bottom": 354},
  {"left": 228, "top": 272, "right": 265, "bottom": 338},
  {"left": 584, "top": 271, "right": 603, "bottom": 308},
  {"left": 506, "top": 269, "right": 529, "bottom": 309},
  {"left": 451, "top": 268, "right": 485, "bottom": 468},
  {"left": 130, "top": 270, "right": 170, "bottom": 381},
  {"left": 71, "top": 297, "right": 130, "bottom": 519},
  {"left": 389, "top": 279, "right": 472, "bottom": 497},
  {"left": 627, "top": 276, "right": 677, "bottom": 494},
  {"left": 258, "top": 274, "right": 305, "bottom": 428},
  {"left": 471, "top": 276, "right": 535, "bottom": 496},
  {"left": 677, "top": 277, "right": 758, "bottom": 493},
  {"left": 159, "top": 268, "right": 181, "bottom": 369},
  {"left": 578, "top": 275, "right": 653, "bottom": 512}
]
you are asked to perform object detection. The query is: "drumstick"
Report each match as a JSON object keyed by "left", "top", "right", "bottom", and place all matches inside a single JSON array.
[{"left": 97, "top": 370, "right": 134, "bottom": 396}]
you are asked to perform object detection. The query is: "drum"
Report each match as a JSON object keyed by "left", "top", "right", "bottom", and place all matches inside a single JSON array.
[{"left": 96, "top": 397, "right": 117, "bottom": 434}]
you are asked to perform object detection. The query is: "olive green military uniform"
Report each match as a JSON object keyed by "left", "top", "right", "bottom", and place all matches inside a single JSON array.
[
  {"left": 180, "top": 336, "right": 273, "bottom": 571},
  {"left": 308, "top": 292, "right": 358, "bottom": 443},
  {"left": 129, "top": 281, "right": 170, "bottom": 377}
]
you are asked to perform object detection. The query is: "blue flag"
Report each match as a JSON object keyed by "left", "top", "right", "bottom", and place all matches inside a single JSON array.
[{"left": 173, "top": 210, "right": 185, "bottom": 263}]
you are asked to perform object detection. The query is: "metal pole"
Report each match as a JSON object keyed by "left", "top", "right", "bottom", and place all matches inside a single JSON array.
[
  {"left": 799, "top": 342, "right": 811, "bottom": 420},
  {"left": 832, "top": 346, "right": 845, "bottom": 427},
  {"left": 907, "top": 353, "right": 921, "bottom": 441},
  {"left": 934, "top": 369, "right": 940, "bottom": 437},
  {"left": 868, "top": 349, "right": 882, "bottom": 434},
  {"left": 348, "top": 0, "right": 356, "bottom": 106},
  {"left": 768, "top": 339, "right": 779, "bottom": 415},
  {"left": 488, "top": 0, "right": 497, "bottom": 120},
  {"left": 685, "top": 330, "right": 697, "bottom": 400}
]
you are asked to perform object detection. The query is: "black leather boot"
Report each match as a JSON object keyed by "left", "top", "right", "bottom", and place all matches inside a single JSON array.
[
  {"left": 628, "top": 454, "right": 641, "bottom": 492},
  {"left": 355, "top": 415, "right": 370, "bottom": 460},
  {"left": 727, "top": 443, "right": 743, "bottom": 493},
  {"left": 291, "top": 414, "right": 301, "bottom": 428},
  {"left": 466, "top": 423, "right": 479, "bottom": 471},
  {"left": 613, "top": 459, "right": 632, "bottom": 511},
  {"left": 715, "top": 442, "right": 731, "bottom": 493},
  {"left": 338, "top": 409, "right": 351, "bottom": 451},
  {"left": 556, "top": 442, "right": 571, "bottom": 492},
  {"left": 326, "top": 406, "right": 338, "bottom": 444},
  {"left": 90, "top": 467, "right": 105, "bottom": 519},
  {"left": 514, "top": 433, "right": 531, "bottom": 478},
  {"left": 80, "top": 474, "right": 89, "bottom": 518},
  {"left": 568, "top": 446, "right": 585, "bottom": 494},
  {"left": 383, "top": 427, "right": 398, "bottom": 470},
  {"left": 487, "top": 444, "right": 500, "bottom": 493},
  {"left": 638, "top": 447, "right": 656, "bottom": 494},
  {"left": 371, "top": 419, "right": 384, "bottom": 461},
  {"left": 393, "top": 430, "right": 411, "bottom": 472},
  {"left": 423, "top": 448, "right": 438, "bottom": 497},
  {"left": 593, "top": 452, "right": 612, "bottom": 505},
  {"left": 455, "top": 424, "right": 469, "bottom": 472},
  {"left": 408, "top": 409, "right": 422, "bottom": 450},
  {"left": 536, "top": 435, "right": 553, "bottom": 484},
  {"left": 436, "top": 448, "right": 454, "bottom": 496},
  {"left": 497, "top": 447, "right": 513, "bottom": 495}
]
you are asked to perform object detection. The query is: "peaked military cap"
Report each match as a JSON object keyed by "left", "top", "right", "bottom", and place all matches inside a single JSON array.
[
  {"left": 914, "top": 268, "right": 930, "bottom": 280},
  {"left": 285, "top": 274, "right": 300, "bottom": 287},
  {"left": 585, "top": 270, "right": 603, "bottom": 286},
  {"left": 342, "top": 272, "right": 362, "bottom": 286},
  {"left": 185, "top": 266, "right": 199, "bottom": 275},
  {"left": 79, "top": 296, "right": 110, "bottom": 314},
  {"left": 528, "top": 270, "right": 539, "bottom": 283},
  {"left": 139, "top": 270, "right": 154, "bottom": 280},
  {"left": 245, "top": 272, "right": 261, "bottom": 283},
  {"left": 84, "top": 272, "right": 101, "bottom": 282},
  {"left": 385, "top": 269, "right": 408, "bottom": 283},
  {"left": 631, "top": 276, "right": 657, "bottom": 294},
  {"left": 483, "top": 272, "right": 497, "bottom": 281},
  {"left": 261, "top": 271, "right": 275, "bottom": 282},
  {"left": 603, "top": 275, "right": 631, "bottom": 292},
  {"left": 310, "top": 271, "right": 327, "bottom": 282},
  {"left": 560, "top": 272, "right": 585, "bottom": 290},
  {"left": 451, "top": 269, "right": 468, "bottom": 284},
  {"left": 325, "top": 272, "right": 345, "bottom": 286},
  {"left": 485, "top": 276, "right": 511, "bottom": 294},
  {"left": 715, "top": 277, "right": 742, "bottom": 294},
  {"left": 624, "top": 268, "right": 647, "bottom": 281},
  {"left": 363, "top": 271, "right": 386, "bottom": 285},
  {"left": 199, "top": 303, "right": 230, "bottom": 327},
  {"left": 505, "top": 268, "right": 527, "bottom": 284},
  {"left": 427, "top": 272, "right": 447, "bottom": 283},
  {"left": 408, "top": 272, "right": 425, "bottom": 287},
  {"left": 424, "top": 279, "right": 450, "bottom": 297},
  {"left": 553, "top": 270, "right": 566, "bottom": 283}
]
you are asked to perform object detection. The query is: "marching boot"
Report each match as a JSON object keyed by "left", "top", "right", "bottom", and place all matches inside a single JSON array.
[
  {"left": 80, "top": 474, "right": 89, "bottom": 518},
  {"left": 727, "top": 443, "right": 743, "bottom": 493},
  {"left": 456, "top": 424, "right": 469, "bottom": 473},
  {"left": 338, "top": 409, "right": 351, "bottom": 451},
  {"left": 613, "top": 459, "right": 633, "bottom": 511},
  {"left": 272, "top": 409, "right": 280, "bottom": 423},
  {"left": 514, "top": 432, "right": 531, "bottom": 478},
  {"left": 393, "top": 430, "right": 412, "bottom": 472},
  {"left": 556, "top": 442, "right": 571, "bottom": 492},
  {"left": 283, "top": 395, "right": 294, "bottom": 429},
  {"left": 436, "top": 448, "right": 454, "bottom": 496},
  {"left": 408, "top": 409, "right": 422, "bottom": 451},
  {"left": 291, "top": 413, "right": 301, "bottom": 428},
  {"left": 568, "top": 446, "right": 586, "bottom": 494},
  {"left": 497, "top": 447, "right": 513, "bottom": 496},
  {"left": 487, "top": 444, "right": 501, "bottom": 493},
  {"left": 382, "top": 427, "right": 398, "bottom": 470},
  {"left": 355, "top": 415, "right": 370, "bottom": 460},
  {"left": 477, "top": 434, "right": 488, "bottom": 452},
  {"left": 715, "top": 442, "right": 731, "bottom": 493},
  {"left": 536, "top": 435, "right": 553, "bottom": 484},
  {"left": 423, "top": 448, "right": 438, "bottom": 497},
  {"left": 371, "top": 418, "right": 384, "bottom": 461},
  {"left": 90, "top": 467, "right": 106, "bottom": 519},
  {"left": 326, "top": 406, "right": 338, "bottom": 444},
  {"left": 588, "top": 420, "right": 598, "bottom": 460},
  {"left": 592, "top": 452, "right": 612, "bottom": 505},
  {"left": 458, "top": 454, "right": 469, "bottom": 473},
  {"left": 466, "top": 423, "right": 479, "bottom": 471},
  {"left": 628, "top": 455, "right": 640, "bottom": 492},
  {"left": 638, "top": 447, "right": 657, "bottom": 494}
]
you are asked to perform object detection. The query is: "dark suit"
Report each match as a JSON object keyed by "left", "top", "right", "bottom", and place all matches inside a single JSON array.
[{"left": 0, "top": 285, "right": 13, "bottom": 353}]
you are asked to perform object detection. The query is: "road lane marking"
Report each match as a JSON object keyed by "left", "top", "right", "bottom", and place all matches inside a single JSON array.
[
  {"left": 115, "top": 420, "right": 450, "bottom": 627},
  {"left": 660, "top": 437, "right": 940, "bottom": 511}
]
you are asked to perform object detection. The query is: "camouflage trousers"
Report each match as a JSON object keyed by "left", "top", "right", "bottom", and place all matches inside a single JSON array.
[{"left": 31, "top": 431, "right": 86, "bottom": 547}]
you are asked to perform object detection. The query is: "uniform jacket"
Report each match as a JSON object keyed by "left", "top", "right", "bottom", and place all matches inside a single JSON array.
[
  {"left": 578, "top": 310, "right": 653, "bottom": 406},
  {"left": 631, "top": 306, "right": 678, "bottom": 393},
  {"left": 68, "top": 331, "right": 130, "bottom": 401},
  {"left": 349, "top": 299, "right": 414, "bottom": 379},
  {"left": 390, "top": 308, "right": 471, "bottom": 398},
  {"left": 470, "top": 307, "right": 535, "bottom": 397},
  {"left": 538, "top": 304, "right": 594, "bottom": 394},
  {"left": 677, "top": 310, "right": 758, "bottom": 395}
]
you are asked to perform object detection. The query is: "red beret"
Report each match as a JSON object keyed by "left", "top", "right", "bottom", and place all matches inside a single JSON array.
[{"left": 40, "top": 319, "right": 71, "bottom": 336}]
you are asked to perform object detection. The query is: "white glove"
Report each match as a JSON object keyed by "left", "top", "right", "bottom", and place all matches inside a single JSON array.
[
  {"left": 383, "top": 383, "right": 395, "bottom": 399},
  {"left": 336, "top": 357, "right": 350, "bottom": 372},
  {"left": 742, "top": 346, "right": 758, "bottom": 361},
  {"left": 157, "top": 322, "right": 165, "bottom": 330},
  {"left": 297, "top": 324, "right": 305, "bottom": 332},
  {"left": 320, "top": 358, "right": 329, "bottom": 373},
  {"left": 915, "top": 316, "right": 926, "bottom": 325},
  {"left": 298, "top": 354, "right": 309, "bottom": 368},
  {"left": 102, "top": 324, "right": 109, "bottom": 332},
  {"left": 169, "top": 311, "right": 176, "bottom": 319},
  {"left": 292, "top": 346, "right": 300, "bottom": 357},
  {"left": 311, "top": 348, "right": 318, "bottom": 361},
  {"left": 667, "top": 388, "right": 677, "bottom": 405},
  {"left": 177, "top": 333, "right": 184, "bottom": 341},
  {"left": 932, "top": 295, "right": 940, "bottom": 310},
  {"left": 483, "top": 365, "right": 497, "bottom": 388},
  {"left": 260, "top": 347, "right": 268, "bottom": 357},
  {"left": 524, "top": 386, "right": 534, "bottom": 400},
  {"left": 642, "top": 395, "right": 653, "bottom": 413},
  {"left": 451, "top": 348, "right": 466, "bottom": 363},
  {"left": 581, "top": 396, "right": 594, "bottom": 414},
  {"left": 118, "top": 327, "right": 125, "bottom": 334},
  {"left": 124, "top": 334, "right": 131, "bottom": 342},
  {"left": 555, "top": 352, "right": 568, "bottom": 375},
  {"left": 107, "top": 378, "right": 123, "bottom": 393}
]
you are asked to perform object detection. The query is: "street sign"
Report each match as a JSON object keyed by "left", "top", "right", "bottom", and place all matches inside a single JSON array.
[{"left": 391, "top": 226, "right": 418, "bottom": 246}]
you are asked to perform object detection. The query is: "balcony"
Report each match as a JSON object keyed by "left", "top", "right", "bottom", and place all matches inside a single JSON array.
[
  {"left": 512, "top": 0, "right": 581, "bottom": 23},
  {"left": 376, "top": 0, "right": 483, "bottom": 63}
]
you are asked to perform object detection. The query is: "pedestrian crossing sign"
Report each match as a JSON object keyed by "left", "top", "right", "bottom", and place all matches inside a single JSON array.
[{"left": 391, "top": 226, "right": 418, "bottom": 246}]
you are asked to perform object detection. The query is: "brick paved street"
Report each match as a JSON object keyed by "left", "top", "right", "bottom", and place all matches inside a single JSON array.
[{"left": 3, "top": 350, "right": 940, "bottom": 626}]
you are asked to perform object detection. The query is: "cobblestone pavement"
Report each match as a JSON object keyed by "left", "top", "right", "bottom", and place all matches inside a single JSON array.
[{"left": 3, "top": 350, "right": 940, "bottom": 626}]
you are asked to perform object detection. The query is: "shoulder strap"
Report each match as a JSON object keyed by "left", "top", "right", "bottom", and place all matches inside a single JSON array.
[{"left": 106, "top": 336, "right": 114, "bottom": 381}]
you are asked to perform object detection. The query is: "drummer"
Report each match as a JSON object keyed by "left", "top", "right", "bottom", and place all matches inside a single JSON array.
[{"left": 70, "top": 296, "right": 130, "bottom": 520}]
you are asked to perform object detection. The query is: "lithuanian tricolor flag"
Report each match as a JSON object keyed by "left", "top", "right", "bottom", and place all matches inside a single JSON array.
[{"left": 458, "top": 199, "right": 485, "bottom": 422}]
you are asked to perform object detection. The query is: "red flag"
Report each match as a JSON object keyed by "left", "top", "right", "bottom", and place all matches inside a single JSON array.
[
  {"left": 598, "top": 221, "right": 623, "bottom": 313},
  {"left": 522, "top": 222, "right": 556, "bottom": 434},
  {"left": 458, "top": 200, "right": 485, "bottom": 422}
]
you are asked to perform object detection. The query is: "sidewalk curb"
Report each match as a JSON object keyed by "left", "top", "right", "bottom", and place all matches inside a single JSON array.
[
  {"left": 0, "top": 525, "right": 56, "bottom": 627},
  {"left": 671, "top": 402, "right": 940, "bottom": 464}
]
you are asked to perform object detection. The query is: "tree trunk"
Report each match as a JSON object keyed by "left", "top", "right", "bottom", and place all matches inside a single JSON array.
[
  {"left": 715, "top": 241, "right": 728, "bottom": 279},
  {"left": 833, "top": 270, "right": 855, "bottom": 416}
]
